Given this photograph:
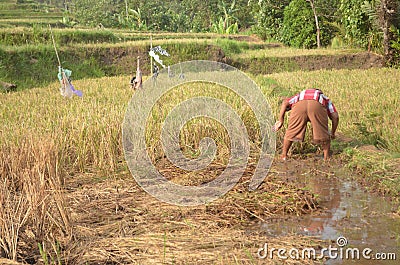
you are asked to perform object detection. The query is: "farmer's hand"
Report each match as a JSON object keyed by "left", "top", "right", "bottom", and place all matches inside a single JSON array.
[{"left": 272, "top": 121, "right": 283, "bottom": 132}]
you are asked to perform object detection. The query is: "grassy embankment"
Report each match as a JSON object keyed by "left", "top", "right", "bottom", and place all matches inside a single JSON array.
[
  {"left": 0, "top": 0, "right": 253, "bottom": 90},
  {"left": 0, "top": 25, "right": 262, "bottom": 90}
]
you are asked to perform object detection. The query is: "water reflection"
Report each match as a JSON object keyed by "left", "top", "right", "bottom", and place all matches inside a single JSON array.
[{"left": 255, "top": 163, "right": 400, "bottom": 265}]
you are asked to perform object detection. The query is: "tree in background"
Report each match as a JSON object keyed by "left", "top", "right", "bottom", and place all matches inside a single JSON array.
[
  {"left": 234, "top": 0, "right": 256, "bottom": 30},
  {"left": 250, "top": 0, "right": 338, "bottom": 46},
  {"left": 116, "top": 7, "right": 147, "bottom": 30},
  {"left": 281, "top": 0, "right": 316, "bottom": 48},
  {"left": 378, "top": 0, "right": 399, "bottom": 65},
  {"left": 71, "top": 0, "right": 122, "bottom": 27},
  {"left": 339, "top": 0, "right": 375, "bottom": 48},
  {"left": 58, "top": 0, "right": 399, "bottom": 65},
  {"left": 68, "top": 0, "right": 222, "bottom": 32},
  {"left": 307, "top": 0, "right": 321, "bottom": 48},
  {"left": 249, "top": 0, "right": 291, "bottom": 41},
  {"left": 178, "top": 0, "right": 219, "bottom": 32},
  {"left": 280, "top": 0, "right": 336, "bottom": 48},
  {"left": 339, "top": 0, "right": 399, "bottom": 64},
  {"left": 360, "top": 0, "right": 384, "bottom": 52}
]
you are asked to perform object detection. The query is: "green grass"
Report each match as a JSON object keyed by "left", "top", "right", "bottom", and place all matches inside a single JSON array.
[
  {"left": 1, "top": 36, "right": 251, "bottom": 90},
  {"left": 0, "top": 26, "right": 119, "bottom": 46},
  {"left": 343, "top": 148, "right": 400, "bottom": 206},
  {"left": 214, "top": 38, "right": 250, "bottom": 55},
  {"left": 0, "top": 26, "right": 259, "bottom": 46},
  {"left": 231, "top": 46, "right": 364, "bottom": 59},
  {"left": 0, "top": 24, "right": 266, "bottom": 90},
  {"left": 0, "top": 10, "right": 63, "bottom": 17},
  {"left": 0, "top": 18, "right": 61, "bottom": 27},
  {"left": 0, "top": 44, "right": 107, "bottom": 90}
]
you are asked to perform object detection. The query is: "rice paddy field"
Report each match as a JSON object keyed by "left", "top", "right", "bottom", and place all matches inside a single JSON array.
[
  {"left": 1, "top": 65, "right": 400, "bottom": 264},
  {"left": 1, "top": 0, "right": 400, "bottom": 264}
]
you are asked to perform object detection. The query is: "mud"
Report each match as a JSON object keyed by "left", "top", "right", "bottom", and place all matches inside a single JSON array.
[{"left": 248, "top": 158, "right": 400, "bottom": 264}]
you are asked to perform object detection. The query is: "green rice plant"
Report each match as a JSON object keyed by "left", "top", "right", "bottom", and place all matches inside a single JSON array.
[
  {"left": 0, "top": 18, "right": 61, "bottom": 27},
  {"left": 38, "top": 241, "right": 62, "bottom": 265},
  {"left": 231, "top": 46, "right": 363, "bottom": 60},
  {"left": 214, "top": 38, "right": 249, "bottom": 56},
  {"left": 342, "top": 148, "right": 400, "bottom": 203},
  {"left": 0, "top": 27, "right": 119, "bottom": 46}
]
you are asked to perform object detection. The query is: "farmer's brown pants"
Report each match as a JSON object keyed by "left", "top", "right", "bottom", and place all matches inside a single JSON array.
[{"left": 284, "top": 100, "right": 330, "bottom": 144}]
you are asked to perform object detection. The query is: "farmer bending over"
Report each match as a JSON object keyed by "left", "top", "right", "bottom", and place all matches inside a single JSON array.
[{"left": 274, "top": 89, "right": 339, "bottom": 161}]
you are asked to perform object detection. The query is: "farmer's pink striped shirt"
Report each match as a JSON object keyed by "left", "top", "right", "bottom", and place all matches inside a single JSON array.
[{"left": 287, "top": 89, "right": 337, "bottom": 115}]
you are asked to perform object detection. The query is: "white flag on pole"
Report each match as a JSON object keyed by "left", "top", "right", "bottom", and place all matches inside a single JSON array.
[
  {"left": 152, "top": 46, "right": 170, "bottom": 56},
  {"left": 149, "top": 46, "right": 170, "bottom": 68}
]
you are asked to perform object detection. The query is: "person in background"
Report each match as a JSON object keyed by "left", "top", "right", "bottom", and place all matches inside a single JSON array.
[{"left": 273, "top": 88, "right": 339, "bottom": 161}]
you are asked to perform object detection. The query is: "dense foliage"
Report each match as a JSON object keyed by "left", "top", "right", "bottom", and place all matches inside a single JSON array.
[
  {"left": 12, "top": 0, "right": 400, "bottom": 63},
  {"left": 339, "top": 0, "right": 374, "bottom": 48},
  {"left": 248, "top": 0, "right": 290, "bottom": 41},
  {"left": 66, "top": 0, "right": 253, "bottom": 33},
  {"left": 281, "top": 0, "right": 317, "bottom": 48}
]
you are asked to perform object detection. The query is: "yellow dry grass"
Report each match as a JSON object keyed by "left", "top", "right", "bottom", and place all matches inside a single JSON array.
[
  {"left": 262, "top": 67, "right": 400, "bottom": 153},
  {"left": 0, "top": 75, "right": 323, "bottom": 264}
]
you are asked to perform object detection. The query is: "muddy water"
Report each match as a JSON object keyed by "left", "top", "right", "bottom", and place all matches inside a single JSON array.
[{"left": 255, "top": 159, "right": 399, "bottom": 264}]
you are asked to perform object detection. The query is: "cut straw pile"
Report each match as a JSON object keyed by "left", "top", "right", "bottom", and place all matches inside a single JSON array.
[{"left": 64, "top": 158, "right": 324, "bottom": 264}]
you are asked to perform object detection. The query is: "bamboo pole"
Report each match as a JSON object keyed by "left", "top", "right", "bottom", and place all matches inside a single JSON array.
[
  {"left": 150, "top": 35, "right": 153, "bottom": 76},
  {"left": 49, "top": 24, "right": 61, "bottom": 67}
]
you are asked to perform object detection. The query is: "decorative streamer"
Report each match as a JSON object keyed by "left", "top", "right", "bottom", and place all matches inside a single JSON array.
[{"left": 149, "top": 46, "right": 170, "bottom": 68}]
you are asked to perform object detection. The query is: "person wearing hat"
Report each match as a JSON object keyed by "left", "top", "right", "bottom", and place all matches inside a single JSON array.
[{"left": 273, "top": 88, "right": 339, "bottom": 161}]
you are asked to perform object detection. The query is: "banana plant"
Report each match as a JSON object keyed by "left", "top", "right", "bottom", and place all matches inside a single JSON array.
[{"left": 212, "top": 0, "right": 239, "bottom": 34}]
